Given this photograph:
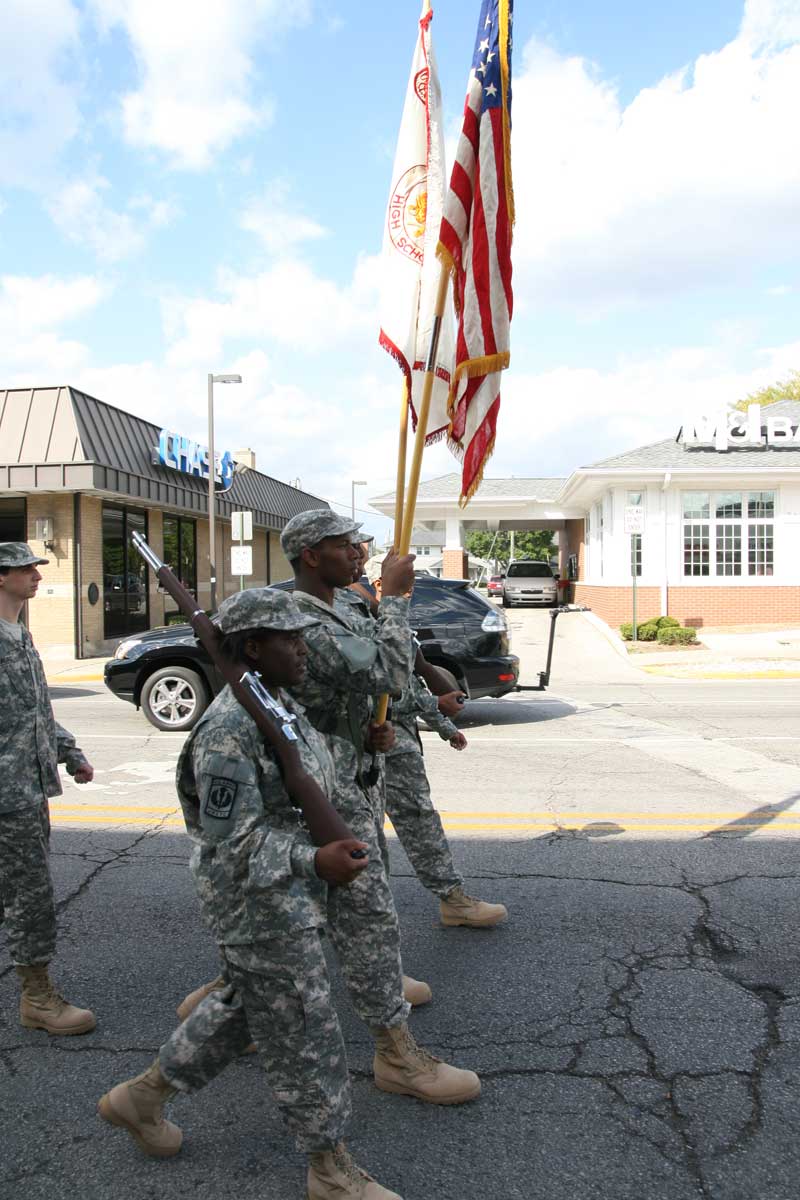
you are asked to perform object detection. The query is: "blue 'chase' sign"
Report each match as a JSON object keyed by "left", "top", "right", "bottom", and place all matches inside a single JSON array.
[{"left": 156, "top": 430, "right": 235, "bottom": 490}]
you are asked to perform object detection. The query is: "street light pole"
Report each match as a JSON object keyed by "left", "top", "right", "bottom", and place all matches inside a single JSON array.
[
  {"left": 207, "top": 372, "right": 242, "bottom": 612},
  {"left": 351, "top": 479, "right": 366, "bottom": 521}
]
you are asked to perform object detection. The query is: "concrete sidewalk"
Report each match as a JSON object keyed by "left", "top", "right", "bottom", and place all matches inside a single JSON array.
[
  {"left": 621, "top": 623, "right": 800, "bottom": 679},
  {"left": 43, "top": 654, "right": 108, "bottom": 685}
]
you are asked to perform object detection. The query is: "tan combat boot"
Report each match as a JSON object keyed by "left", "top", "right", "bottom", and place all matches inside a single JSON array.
[
  {"left": 307, "top": 1142, "right": 403, "bottom": 1199},
  {"left": 98, "top": 1060, "right": 183, "bottom": 1157},
  {"left": 440, "top": 886, "right": 508, "bottom": 928},
  {"left": 402, "top": 975, "right": 432, "bottom": 1007},
  {"left": 17, "top": 965, "right": 96, "bottom": 1036},
  {"left": 373, "top": 1024, "right": 480, "bottom": 1105},
  {"left": 176, "top": 975, "right": 225, "bottom": 1021},
  {"left": 176, "top": 975, "right": 257, "bottom": 1054}
]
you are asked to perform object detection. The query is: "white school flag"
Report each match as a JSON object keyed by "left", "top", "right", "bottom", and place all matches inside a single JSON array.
[{"left": 378, "top": 3, "right": 454, "bottom": 444}]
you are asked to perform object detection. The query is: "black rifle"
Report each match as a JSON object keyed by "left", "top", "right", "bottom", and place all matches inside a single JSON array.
[{"left": 131, "top": 531, "right": 358, "bottom": 849}]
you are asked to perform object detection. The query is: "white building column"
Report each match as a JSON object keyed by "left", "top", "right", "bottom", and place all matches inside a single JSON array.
[{"left": 443, "top": 515, "right": 468, "bottom": 579}]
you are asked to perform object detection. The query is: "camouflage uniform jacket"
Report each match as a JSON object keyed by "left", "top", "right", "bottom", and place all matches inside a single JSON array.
[
  {"left": 0, "top": 621, "right": 87, "bottom": 814},
  {"left": 175, "top": 686, "right": 330, "bottom": 945},
  {"left": 387, "top": 672, "right": 459, "bottom": 758},
  {"left": 288, "top": 590, "right": 414, "bottom": 789}
]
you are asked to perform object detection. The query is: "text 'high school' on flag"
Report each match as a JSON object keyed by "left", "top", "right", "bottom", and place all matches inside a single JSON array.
[
  {"left": 439, "top": 0, "right": 514, "bottom": 506},
  {"left": 378, "top": 3, "right": 454, "bottom": 446}
]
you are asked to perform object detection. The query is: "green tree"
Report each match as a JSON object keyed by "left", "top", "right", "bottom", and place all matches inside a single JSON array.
[
  {"left": 465, "top": 529, "right": 555, "bottom": 568},
  {"left": 734, "top": 370, "right": 800, "bottom": 412}
]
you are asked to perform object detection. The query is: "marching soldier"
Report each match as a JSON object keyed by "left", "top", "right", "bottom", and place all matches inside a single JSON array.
[
  {"left": 282, "top": 510, "right": 480, "bottom": 1103},
  {"left": 99, "top": 589, "right": 403, "bottom": 1200},
  {"left": 0, "top": 542, "right": 95, "bottom": 1035},
  {"left": 366, "top": 559, "right": 509, "bottom": 929}
]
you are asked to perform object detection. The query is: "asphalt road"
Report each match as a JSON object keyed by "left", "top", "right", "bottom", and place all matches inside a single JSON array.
[{"left": 2, "top": 610, "right": 800, "bottom": 1200}]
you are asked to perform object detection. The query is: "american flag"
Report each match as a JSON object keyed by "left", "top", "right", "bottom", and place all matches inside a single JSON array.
[{"left": 438, "top": 0, "right": 514, "bottom": 506}]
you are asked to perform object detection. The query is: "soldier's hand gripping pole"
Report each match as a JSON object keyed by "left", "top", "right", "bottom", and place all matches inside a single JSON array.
[{"left": 130, "top": 531, "right": 355, "bottom": 848}]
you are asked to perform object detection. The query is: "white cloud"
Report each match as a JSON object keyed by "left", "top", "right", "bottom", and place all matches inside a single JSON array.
[
  {"left": 0, "top": 0, "right": 81, "bottom": 188},
  {"left": 88, "top": 0, "right": 312, "bottom": 168},
  {"left": 163, "top": 255, "right": 378, "bottom": 367},
  {"left": 0, "top": 274, "right": 107, "bottom": 376},
  {"left": 46, "top": 177, "right": 178, "bottom": 262},
  {"left": 488, "top": 335, "right": 800, "bottom": 476},
  {"left": 512, "top": 2, "right": 800, "bottom": 308},
  {"left": 240, "top": 180, "right": 328, "bottom": 254}
]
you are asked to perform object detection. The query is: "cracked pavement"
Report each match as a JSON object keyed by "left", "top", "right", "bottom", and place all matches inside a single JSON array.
[{"left": 2, "top": 611, "right": 800, "bottom": 1199}]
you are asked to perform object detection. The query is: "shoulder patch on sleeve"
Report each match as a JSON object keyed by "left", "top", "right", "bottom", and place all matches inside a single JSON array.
[{"left": 204, "top": 777, "right": 238, "bottom": 820}]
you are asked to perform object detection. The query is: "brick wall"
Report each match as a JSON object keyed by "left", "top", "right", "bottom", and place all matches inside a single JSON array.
[
  {"left": 26, "top": 493, "right": 76, "bottom": 658},
  {"left": 442, "top": 548, "right": 469, "bottom": 579},
  {"left": 666, "top": 586, "right": 800, "bottom": 628},
  {"left": 269, "top": 531, "right": 291, "bottom": 584},
  {"left": 574, "top": 582, "right": 800, "bottom": 630},
  {"left": 573, "top": 584, "right": 661, "bottom": 628},
  {"left": 564, "top": 518, "right": 585, "bottom": 580},
  {"left": 79, "top": 495, "right": 104, "bottom": 656}
]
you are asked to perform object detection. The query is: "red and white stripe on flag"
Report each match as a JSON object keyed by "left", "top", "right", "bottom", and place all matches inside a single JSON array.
[
  {"left": 438, "top": 0, "right": 514, "bottom": 506},
  {"left": 378, "top": 4, "right": 453, "bottom": 445}
]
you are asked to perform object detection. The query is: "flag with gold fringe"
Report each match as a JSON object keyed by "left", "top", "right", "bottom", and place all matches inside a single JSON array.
[
  {"left": 379, "top": 3, "right": 454, "bottom": 444},
  {"left": 438, "top": 0, "right": 514, "bottom": 505}
]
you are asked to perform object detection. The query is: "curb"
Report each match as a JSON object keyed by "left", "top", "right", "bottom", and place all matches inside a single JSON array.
[
  {"left": 641, "top": 665, "right": 800, "bottom": 680},
  {"left": 47, "top": 673, "right": 104, "bottom": 684},
  {"left": 578, "top": 610, "right": 630, "bottom": 662}
]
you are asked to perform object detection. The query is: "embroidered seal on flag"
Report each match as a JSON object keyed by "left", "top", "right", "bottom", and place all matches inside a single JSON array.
[{"left": 205, "top": 778, "right": 238, "bottom": 820}]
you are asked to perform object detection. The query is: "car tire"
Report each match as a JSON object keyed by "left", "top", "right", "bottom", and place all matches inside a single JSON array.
[
  {"left": 141, "top": 666, "right": 209, "bottom": 732},
  {"left": 502, "top": 596, "right": 511, "bottom": 608}
]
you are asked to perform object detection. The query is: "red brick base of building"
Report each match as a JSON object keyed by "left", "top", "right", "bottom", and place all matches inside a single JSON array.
[
  {"left": 441, "top": 549, "right": 469, "bottom": 579},
  {"left": 573, "top": 583, "right": 800, "bottom": 630}
]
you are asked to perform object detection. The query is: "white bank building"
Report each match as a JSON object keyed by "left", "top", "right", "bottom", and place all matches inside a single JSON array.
[{"left": 370, "top": 401, "right": 800, "bottom": 630}]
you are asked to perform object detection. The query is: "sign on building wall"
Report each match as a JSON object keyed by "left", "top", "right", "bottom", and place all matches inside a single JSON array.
[
  {"left": 679, "top": 403, "right": 800, "bottom": 452},
  {"left": 155, "top": 429, "right": 235, "bottom": 489}
]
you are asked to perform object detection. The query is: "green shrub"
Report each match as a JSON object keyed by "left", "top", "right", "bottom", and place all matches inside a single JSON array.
[
  {"left": 656, "top": 616, "right": 681, "bottom": 629},
  {"left": 636, "top": 623, "right": 658, "bottom": 640},
  {"left": 656, "top": 626, "right": 698, "bottom": 645},
  {"left": 620, "top": 623, "right": 633, "bottom": 640}
]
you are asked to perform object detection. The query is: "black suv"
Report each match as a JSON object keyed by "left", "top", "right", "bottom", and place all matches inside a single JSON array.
[{"left": 103, "top": 576, "right": 520, "bottom": 731}]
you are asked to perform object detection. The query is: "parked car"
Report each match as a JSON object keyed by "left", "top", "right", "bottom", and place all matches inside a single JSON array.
[
  {"left": 502, "top": 560, "right": 558, "bottom": 608},
  {"left": 104, "top": 575, "right": 520, "bottom": 731},
  {"left": 487, "top": 574, "right": 505, "bottom": 597}
]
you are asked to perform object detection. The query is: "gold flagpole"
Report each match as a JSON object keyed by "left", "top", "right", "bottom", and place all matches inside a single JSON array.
[
  {"left": 375, "top": 0, "right": 436, "bottom": 727},
  {"left": 375, "top": 262, "right": 449, "bottom": 727},
  {"left": 392, "top": 380, "right": 409, "bottom": 549},
  {"left": 398, "top": 262, "right": 449, "bottom": 555}
]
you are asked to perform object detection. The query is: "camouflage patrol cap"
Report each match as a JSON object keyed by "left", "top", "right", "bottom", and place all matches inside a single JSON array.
[
  {"left": 280, "top": 509, "right": 362, "bottom": 561},
  {"left": 0, "top": 542, "right": 49, "bottom": 568},
  {"left": 214, "top": 587, "right": 319, "bottom": 636}
]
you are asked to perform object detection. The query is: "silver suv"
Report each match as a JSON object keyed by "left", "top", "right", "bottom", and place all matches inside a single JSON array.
[{"left": 502, "top": 560, "right": 558, "bottom": 608}]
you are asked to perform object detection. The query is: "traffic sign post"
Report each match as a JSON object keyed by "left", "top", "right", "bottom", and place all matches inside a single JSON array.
[
  {"left": 231, "top": 511, "right": 253, "bottom": 591},
  {"left": 624, "top": 506, "right": 645, "bottom": 643}
]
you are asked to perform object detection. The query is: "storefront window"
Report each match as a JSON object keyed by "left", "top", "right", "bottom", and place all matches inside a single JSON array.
[
  {"left": 0, "top": 498, "right": 25, "bottom": 541},
  {"left": 163, "top": 516, "right": 197, "bottom": 617},
  {"left": 683, "top": 492, "right": 774, "bottom": 579},
  {"left": 103, "top": 505, "right": 149, "bottom": 639}
]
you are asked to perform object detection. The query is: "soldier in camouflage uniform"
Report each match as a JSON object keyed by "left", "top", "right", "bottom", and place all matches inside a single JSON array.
[
  {"left": 99, "top": 588, "right": 405, "bottom": 1200},
  {"left": 365, "top": 560, "right": 509, "bottom": 930},
  {"left": 282, "top": 510, "right": 480, "bottom": 1107},
  {"left": 0, "top": 542, "right": 96, "bottom": 1036}
]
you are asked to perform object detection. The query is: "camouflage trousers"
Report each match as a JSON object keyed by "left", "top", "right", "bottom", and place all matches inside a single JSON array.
[
  {"left": 326, "top": 785, "right": 409, "bottom": 1029},
  {"left": 160, "top": 932, "right": 351, "bottom": 1154},
  {"left": 385, "top": 750, "right": 462, "bottom": 900},
  {"left": 0, "top": 800, "right": 57, "bottom": 966}
]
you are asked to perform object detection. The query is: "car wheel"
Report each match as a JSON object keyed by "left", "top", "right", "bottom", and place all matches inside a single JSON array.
[
  {"left": 502, "top": 595, "right": 511, "bottom": 608},
  {"left": 141, "top": 666, "right": 209, "bottom": 732}
]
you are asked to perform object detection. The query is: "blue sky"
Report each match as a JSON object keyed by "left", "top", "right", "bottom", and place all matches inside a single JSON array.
[{"left": 2, "top": 0, "right": 799, "bottom": 538}]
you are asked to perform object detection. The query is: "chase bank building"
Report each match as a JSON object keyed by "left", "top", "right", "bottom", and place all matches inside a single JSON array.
[{"left": 0, "top": 386, "right": 326, "bottom": 658}]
